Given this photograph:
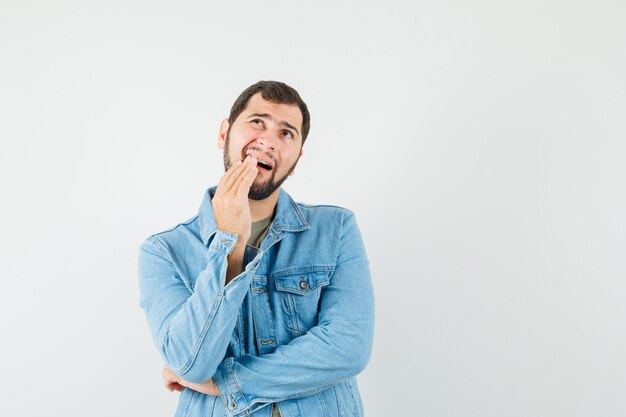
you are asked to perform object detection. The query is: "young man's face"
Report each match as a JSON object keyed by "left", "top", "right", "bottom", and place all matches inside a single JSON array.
[{"left": 218, "top": 92, "right": 304, "bottom": 200}]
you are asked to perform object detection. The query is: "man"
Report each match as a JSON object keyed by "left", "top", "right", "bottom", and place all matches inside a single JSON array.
[{"left": 138, "top": 81, "right": 374, "bottom": 417}]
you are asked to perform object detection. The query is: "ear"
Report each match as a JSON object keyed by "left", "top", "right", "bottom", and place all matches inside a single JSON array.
[
  {"left": 217, "top": 118, "right": 229, "bottom": 150},
  {"left": 289, "top": 150, "right": 304, "bottom": 176}
]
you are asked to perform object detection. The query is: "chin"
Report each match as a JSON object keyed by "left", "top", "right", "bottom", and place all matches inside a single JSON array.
[{"left": 248, "top": 180, "right": 279, "bottom": 200}]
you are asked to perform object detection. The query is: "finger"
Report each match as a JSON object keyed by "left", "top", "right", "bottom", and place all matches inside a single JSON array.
[
  {"left": 218, "top": 160, "right": 246, "bottom": 196},
  {"left": 222, "top": 156, "right": 252, "bottom": 193},
  {"left": 164, "top": 377, "right": 175, "bottom": 388},
  {"left": 235, "top": 160, "right": 259, "bottom": 198},
  {"left": 226, "top": 157, "right": 255, "bottom": 194},
  {"left": 166, "top": 381, "right": 184, "bottom": 392},
  {"left": 163, "top": 368, "right": 182, "bottom": 385},
  {"left": 180, "top": 378, "right": 193, "bottom": 389},
  {"left": 217, "top": 159, "right": 244, "bottom": 191},
  {"left": 232, "top": 157, "right": 257, "bottom": 195}
]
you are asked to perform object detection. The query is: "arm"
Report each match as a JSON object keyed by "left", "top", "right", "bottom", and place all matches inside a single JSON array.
[
  {"left": 212, "top": 211, "right": 375, "bottom": 415},
  {"left": 138, "top": 157, "right": 259, "bottom": 384},
  {"left": 138, "top": 232, "right": 255, "bottom": 384},
  {"left": 163, "top": 365, "right": 220, "bottom": 395}
]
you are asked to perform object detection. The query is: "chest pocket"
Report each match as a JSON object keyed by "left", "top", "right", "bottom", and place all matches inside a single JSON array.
[{"left": 273, "top": 267, "right": 333, "bottom": 336}]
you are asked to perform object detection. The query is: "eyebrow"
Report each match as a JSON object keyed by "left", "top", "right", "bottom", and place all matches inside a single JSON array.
[{"left": 247, "top": 113, "right": 300, "bottom": 136}]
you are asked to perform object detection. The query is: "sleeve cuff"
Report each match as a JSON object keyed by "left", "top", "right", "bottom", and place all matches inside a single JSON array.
[
  {"left": 214, "top": 357, "right": 249, "bottom": 416},
  {"left": 208, "top": 230, "right": 263, "bottom": 270},
  {"left": 208, "top": 230, "right": 240, "bottom": 255}
]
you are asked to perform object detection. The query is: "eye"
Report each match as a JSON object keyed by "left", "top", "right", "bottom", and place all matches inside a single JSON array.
[
  {"left": 251, "top": 119, "right": 265, "bottom": 128},
  {"left": 282, "top": 130, "right": 294, "bottom": 139}
]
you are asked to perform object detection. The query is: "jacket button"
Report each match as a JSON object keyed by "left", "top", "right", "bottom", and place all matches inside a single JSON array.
[{"left": 299, "top": 278, "right": 308, "bottom": 290}]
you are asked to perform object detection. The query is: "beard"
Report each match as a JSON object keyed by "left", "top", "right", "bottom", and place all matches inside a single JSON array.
[{"left": 223, "top": 130, "right": 298, "bottom": 200}]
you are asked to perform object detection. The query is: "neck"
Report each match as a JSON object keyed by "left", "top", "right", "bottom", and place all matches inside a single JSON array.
[{"left": 249, "top": 188, "right": 280, "bottom": 222}]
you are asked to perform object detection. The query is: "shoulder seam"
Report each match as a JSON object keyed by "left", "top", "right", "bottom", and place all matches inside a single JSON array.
[
  {"left": 145, "top": 236, "right": 170, "bottom": 260},
  {"left": 296, "top": 202, "right": 354, "bottom": 214}
]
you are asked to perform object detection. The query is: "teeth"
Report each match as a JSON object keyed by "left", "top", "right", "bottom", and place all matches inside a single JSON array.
[
  {"left": 244, "top": 150, "right": 272, "bottom": 168},
  {"left": 252, "top": 157, "right": 271, "bottom": 167}
]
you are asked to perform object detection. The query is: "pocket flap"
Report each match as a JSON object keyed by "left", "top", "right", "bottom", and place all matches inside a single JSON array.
[{"left": 274, "top": 270, "right": 331, "bottom": 295}]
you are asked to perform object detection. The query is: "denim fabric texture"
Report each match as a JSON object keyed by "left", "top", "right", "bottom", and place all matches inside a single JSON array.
[{"left": 138, "top": 186, "right": 375, "bottom": 417}]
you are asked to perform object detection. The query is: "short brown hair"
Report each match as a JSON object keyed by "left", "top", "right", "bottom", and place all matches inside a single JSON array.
[{"left": 228, "top": 80, "right": 311, "bottom": 144}]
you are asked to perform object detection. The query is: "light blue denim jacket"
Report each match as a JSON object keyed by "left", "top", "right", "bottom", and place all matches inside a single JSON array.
[{"left": 138, "top": 186, "right": 374, "bottom": 417}]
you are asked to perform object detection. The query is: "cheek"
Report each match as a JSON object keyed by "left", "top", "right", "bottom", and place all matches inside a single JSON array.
[
  {"left": 229, "top": 129, "right": 258, "bottom": 153},
  {"left": 240, "top": 124, "right": 260, "bottom": 138},
  {"left": 279, "top": 152, "right": 299, "bottom": 169},
  {"left": 242, "top": 129, "right": 263, "bottom": 148}
]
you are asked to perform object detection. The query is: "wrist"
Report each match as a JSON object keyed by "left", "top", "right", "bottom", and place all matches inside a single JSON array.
[
  {"left": 225, "top": 242, "right": 246, "bottom": 284},
  {"left": 229, "top": 237, "right": 248, "bottom": 253}
]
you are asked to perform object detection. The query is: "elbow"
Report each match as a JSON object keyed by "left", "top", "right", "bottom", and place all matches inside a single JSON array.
[
  {"left": 177, "top": 366, "right": 217, "bottom": 384},
  {"left": 159, "top": 336, "right": 218, "bottom": 384},
  {"left": 353, "top": 349, "right": 371, "bottom": 375},
  {"left": 353, "top": 317, "right": 374, "bottom": 374},
  {"left": 350, "top": 335, "right": 373, "bottom": 375},
  {"left": 162, "top": 349, "right": 219, "bottom": 384},
  {"left": 347, "top": 315, "right": 374, "bottom": 375},
  {"left": 318, "top": 312, "right": 374, "bottom": 377},
  {"left": 334, "top": 325, "right": 374, "bottom": 377},
  {"left": 334, "top": 341, "right": 371, "bottom": 379}
]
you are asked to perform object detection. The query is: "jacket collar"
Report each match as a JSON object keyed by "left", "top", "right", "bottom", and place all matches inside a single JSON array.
[{"left": 199, "top": 186, "right": 311, "bottom": 245}]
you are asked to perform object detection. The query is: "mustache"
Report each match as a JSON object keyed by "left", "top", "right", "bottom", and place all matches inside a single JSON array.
[{"left": 243, "top": 146, "right": 275, "bottom": 164}]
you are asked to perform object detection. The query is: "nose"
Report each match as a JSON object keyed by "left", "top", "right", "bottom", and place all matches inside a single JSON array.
[{"left": 257, "top": 135, "right": 276, "bottom": 151}]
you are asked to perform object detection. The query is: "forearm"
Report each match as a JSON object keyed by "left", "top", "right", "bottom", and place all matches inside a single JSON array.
[
  {"left": 139, "top": 232, "right": 260, "bottom": 384},
  {"left": 225, "top": 242, "right": 245, "bottom": 285},
  {"left": 214, "top": 318, "right": 373, "bottom": 405}
]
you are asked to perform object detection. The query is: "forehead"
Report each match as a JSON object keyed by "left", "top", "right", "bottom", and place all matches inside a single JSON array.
[{"left": 240, "top": 93, "right": 303, "bottom": 130}]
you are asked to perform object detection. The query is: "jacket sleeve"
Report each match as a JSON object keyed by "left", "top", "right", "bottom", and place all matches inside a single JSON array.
[
  {"left": 212, "top": 212, "right": 375, "bottom": 416},
  {"left": 138, "top": 230, "right": 261, "bottom": 384}
]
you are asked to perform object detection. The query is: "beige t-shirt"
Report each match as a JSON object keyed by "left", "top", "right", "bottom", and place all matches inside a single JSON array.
[
  {"left": 247, "top": 214, "right": 273, "bottom": 249},
  {"left": 246, "top": 214, "right": 281, "bottom": 417}
]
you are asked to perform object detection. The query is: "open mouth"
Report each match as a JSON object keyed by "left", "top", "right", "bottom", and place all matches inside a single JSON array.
[
  {"left": 244, "top": 148, "right": 274, "bottom": 171},
  {"left": 257, "top": 160, "right": 272, "bottom": 171}
]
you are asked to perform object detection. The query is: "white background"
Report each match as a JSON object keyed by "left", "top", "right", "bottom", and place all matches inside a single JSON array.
[{"left": 1, "top": 1, "right": 625, "bottom": 416}]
